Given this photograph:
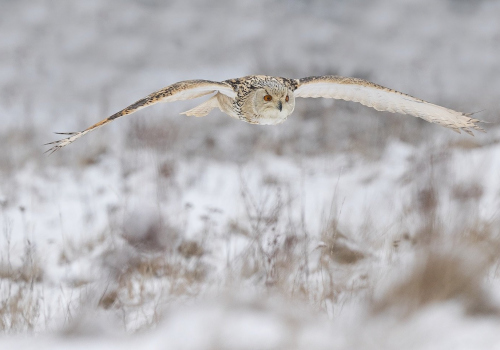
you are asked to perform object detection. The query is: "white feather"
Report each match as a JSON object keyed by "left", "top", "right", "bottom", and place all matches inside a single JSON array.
[{"left": 294, "top": 77, "right": 484, "bottom": 134}]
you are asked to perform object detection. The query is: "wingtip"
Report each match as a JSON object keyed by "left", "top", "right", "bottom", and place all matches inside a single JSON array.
[
  {"left": 462, "top": 128, "right": 474, "bottom": 136},
  {"left": 459, "top": 112, "right": 490, "bottom": 136},
  {"left": 44, "top": 146, "right": 60, "bottom": 156},
  {"left": 44, "top": 131, "right": 81, "bottom": 155},
  {"left": 465, "top": 109, "right": 487, "bottom": 117}
]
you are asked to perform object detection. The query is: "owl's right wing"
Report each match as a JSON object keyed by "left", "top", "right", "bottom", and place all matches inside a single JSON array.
[
  {"left": 46, "top": 80, "right": 236, "bottom": 154},
  {"left": 294, "top": 75, "right": 485, "bottom": 135}
]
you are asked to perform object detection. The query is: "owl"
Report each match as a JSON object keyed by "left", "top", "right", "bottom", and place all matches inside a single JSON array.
[{"left": 46, "top": 75, "right": 485, "bottom": 153}]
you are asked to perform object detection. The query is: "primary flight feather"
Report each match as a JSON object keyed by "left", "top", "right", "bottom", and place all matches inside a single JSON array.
[{"left": 46, "top": 75, "right": 485, "bottom": 154}]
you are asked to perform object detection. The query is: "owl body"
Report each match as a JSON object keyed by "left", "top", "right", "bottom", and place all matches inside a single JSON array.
[{"left": 46, "top": 74, "right": 485, "bottom": 154}]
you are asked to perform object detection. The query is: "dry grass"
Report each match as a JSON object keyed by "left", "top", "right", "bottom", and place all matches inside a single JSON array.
[
  {"left": 0, "top": 236, "right": 43, "bottom": 332},
  {"left": 0, "top": 241, "right": 43, "bottom": 285},
  {"left": 0, "top": 286, "right": 41, "bottom": 333},
  {"left": 373, "top": 242, "right": 500, "bottom": 317},
  {"left": 2, "top": 133, "right": 500, "bottom": 335},
  {"left": 3, "top": 150, "right": 500, "bottom": 334}
]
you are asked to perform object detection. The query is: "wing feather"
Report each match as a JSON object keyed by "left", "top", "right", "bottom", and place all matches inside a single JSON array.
[
  {"left": 46, "top": 80, "right": 236, "bottom": 154},
  {"left": 294, "top": 76, "right": 485, "bottom": 135}
]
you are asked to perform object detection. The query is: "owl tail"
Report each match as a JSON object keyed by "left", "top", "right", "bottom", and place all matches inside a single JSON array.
[{"left": 180, "top": 94, "right": 220, "bottom": 117}]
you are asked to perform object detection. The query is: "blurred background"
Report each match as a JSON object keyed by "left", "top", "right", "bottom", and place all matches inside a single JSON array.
[
  {"left": 2, "top": 0, "right": 499, "bottom": 164},
  {"left": 1, "top": 0, "right": 500, "bottom": 348}
]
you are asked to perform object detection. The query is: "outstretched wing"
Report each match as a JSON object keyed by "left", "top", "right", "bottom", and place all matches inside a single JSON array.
[
  {"left": 46, "top": 80, "right": 236, "bottom": 154},
  {"left": 294, "top": 75, "right": 485, "bottom": 135}
]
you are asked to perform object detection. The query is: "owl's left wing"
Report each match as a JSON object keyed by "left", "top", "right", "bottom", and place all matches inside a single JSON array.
[
  {"left": 45, "top": 80, "right": 236, "bottom": 154},
  {"left": 294, "top": 75, "right": 485, "bottom": 135}
]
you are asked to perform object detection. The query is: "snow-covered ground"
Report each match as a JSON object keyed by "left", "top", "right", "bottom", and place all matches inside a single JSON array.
[{"left": 1, "top": 0, "right": 500, "bottom": 348}]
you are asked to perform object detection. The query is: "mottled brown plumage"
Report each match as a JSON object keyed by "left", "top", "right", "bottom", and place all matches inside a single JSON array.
[{"left": 46, "top": 75, "right": 485, "bottom": 154}]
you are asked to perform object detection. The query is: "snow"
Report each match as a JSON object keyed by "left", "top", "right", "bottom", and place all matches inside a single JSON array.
[{"left": 1, "top": 0, "right": 500, "bottom": 348}]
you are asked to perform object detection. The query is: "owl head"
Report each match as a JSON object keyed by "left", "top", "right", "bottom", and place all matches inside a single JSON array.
[{"left": 250, "top": 81, "right": 295, "bottom": 125}]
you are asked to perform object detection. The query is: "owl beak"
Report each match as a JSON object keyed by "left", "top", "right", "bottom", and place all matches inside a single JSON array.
[{"left": 277, "top": 101, "right": 282, "bottom": 112}]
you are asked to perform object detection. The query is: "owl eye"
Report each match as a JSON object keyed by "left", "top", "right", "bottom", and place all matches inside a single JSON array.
[
  {"left": 263, "top": 95, "right": 273, "bottom": 101},
  {"left": 285, "top": 95, "right": 289, "bottom": 102}
]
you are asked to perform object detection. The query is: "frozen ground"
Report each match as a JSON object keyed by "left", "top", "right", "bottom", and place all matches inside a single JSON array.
[{"left": 1, "top": 0, "right": 500, "bottom": 348}]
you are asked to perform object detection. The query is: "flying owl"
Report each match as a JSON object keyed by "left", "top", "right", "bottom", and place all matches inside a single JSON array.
[{"left": 46, "top": 75, "right": 485, "bottom": 153}]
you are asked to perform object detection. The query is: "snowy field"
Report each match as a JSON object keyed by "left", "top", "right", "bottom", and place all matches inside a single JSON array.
[{"left": 2, "top": 0, "right": 500, "bottom": 348}]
